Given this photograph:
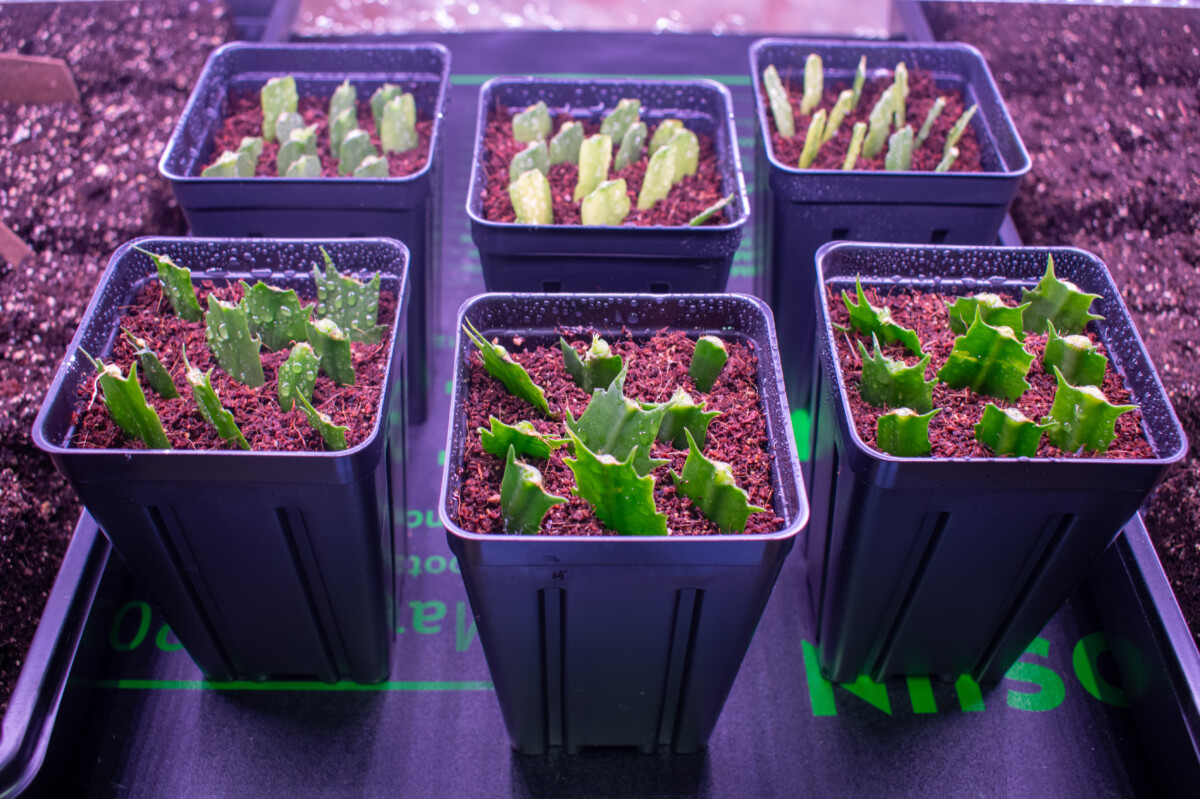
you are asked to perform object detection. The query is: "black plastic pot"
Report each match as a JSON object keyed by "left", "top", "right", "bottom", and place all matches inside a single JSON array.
[
  {"left": 32, "top": 237, "right": 410, "bottom": 684},
  {"left": 749, "top": 38, "right": 1031, "bottom": 415},
  {"left": 807, "top": 243, "right": 1186, "bottom": 684},
  {"left": 466, "top": 78, "right": 749, "bottom": 293},
  {"left": 439, "top": 293, "right": 807, "bottom": 755},
  {"left": 159, "top": 42, "right": 449, "bottom": 422}
]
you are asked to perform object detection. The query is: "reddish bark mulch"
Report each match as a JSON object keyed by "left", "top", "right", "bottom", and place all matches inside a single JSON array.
[{"left": 455, "top": 330, "right": 783, "bottom": 537}]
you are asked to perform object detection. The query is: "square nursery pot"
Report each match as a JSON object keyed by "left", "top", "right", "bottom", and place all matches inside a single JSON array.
[
  {"left": 439, "top": 293, "right": 808, "bottom": 754},
  {"left": 159, "top": 42, "right": 450, "bottom": 422},
  {"left": 466, "top": 77, "right": 749, "bottom": 293},
  {"left": 32, "top": 236, "right": 411, "bottom": 684},
  {"left": 749, "top": 38, "right": 1031, "bottom": 415},
  {"left": 807, "top": 243, "right": 1186, "bottom": 684}
]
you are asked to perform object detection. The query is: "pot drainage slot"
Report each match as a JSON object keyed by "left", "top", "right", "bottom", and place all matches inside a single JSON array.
[{"left": 929, "top": 229, "right": 949, "bottom": 244}]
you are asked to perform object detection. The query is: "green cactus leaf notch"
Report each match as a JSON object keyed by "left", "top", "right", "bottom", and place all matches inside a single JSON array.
[
  {"left": 205, "top": 293, "right": 265, "bottom": 388},
  {"left": 671, "top": 428, "right": 765, "bottom": 534},
  {"left": 122, "top": 329, "right": 178, "bottom": 399},
  {"left": 295, "top": 392, "right": 349, "bottom": 451},
  {"left": 1043, "top": 321, "right": 1108, "bottom": 387},
  {"left": 946, "top": 292, "right": 1031, "bottom": 341},
  {"left": 82, "top": 351, "right": 172, "bottom": 449},
  {"left": 877, "top": 407, "right": 939, "bottom": 458},
  {"left": 134, "top": 245, "right": 202, "bottom": 323},
  {"left": 480, "top": 417, "right": 569, "bottom": 460},
  {"left": 462, "top": 319, "right": 554, "bottom": 418},
  {"left": 1042, "top": 366, "right": 1137, "bottom": 455},
  {"left": 841, "top": 276, "right": 924, "bottom": 358},
  {"left": 564, "top": 367, "right": 669, "bottom": 478},
  {"left": 653, "top": 387, "right": 720, "bottom": 450},
  {"left": 560, "top": 334, "right": 623, "bottom": 394},
  {"left": 501, "top": 445, "right": 567, "bottom": 535},
  {"left": 183, "top": 345, "right": 250, "bottom": 451},
  {"left": 975, "top": 403, "right": 1054, "bottom": 458},
  {"left": 564, "top": 427, "right": 667, "bottom": 536},
  {"left": 311, "top": 247, "right": 385, "bottom": 345},
  {"left": 241, "top": 280, "right": 308, "bottom": 351},
  {"left": 1021, "top": 254, "right": 1104, "bottom": 336},
  {"left": 935, "top": 308, "right": 1034, "bottom": 403},
  {"left": 277, "top": 341, "right": 319, "bottom": 412},
  {"left": 857, "top": 334, "right": 935, "bottom": 414}
]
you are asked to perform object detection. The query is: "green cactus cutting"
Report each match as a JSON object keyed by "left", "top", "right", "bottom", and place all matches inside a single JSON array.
[
  {"left": 285, "top": 154, "right": 321, "bottom": 178},
  {"left": 480, "top": 417, "right": 569, "bottom": 460},
  {"left": 134, "top": 246, "right": 201, "bottom": 322},
  {"left": 509, "top": 168, "right": 553, "bottom": 225},
  {"left": 798, "top": 109, "right": 826, "bottom": 169},
  {"left": 200, "top": 149, "right": 254, "bottom": 178},
  {"left": 945, "top": 103, "right": 978, "bottom": 157},
  {"left": 654, "top": 387, "right": 720, "bottom": 450},
  {"left": 822, "top": 90, "right": 854, "bottom": 144},
  {"left": 916, "top": 96, "right": 945, "bottom": 148},
  {"left": 876, "top": 407, "right": 939, "bottom": 457},
  {"left": 512, "top": 100, "right": 551, "bottom": 143},
  {"left": 614, "top": 121, "right": 647, "bottom": 172},
  {"left": 763, "top": 65, "right": 795, "bottom": 139},
  {"left": 500, "top": 445, "right": 566, "bottom": 535},
  {"left": 688, "top": 194, "right": 733, "bottom": 227},
  {"left": 664, "top": 128, "right": 699, "bottom": 182},
  {"left": 122, "top": 330, "right": 178, "bottom": 399},
  {"left": 850, "top": 55, "right": 867, "bottom": 110},
  {"left": 462, "top": 319, "right": 553, "bottom": 417},
  {"left": 637, "top": 144, "right": 675, "bottom": 211},
  {"left": 370, "top": 84, "right": 403, "bottom": 129},
  {"left": 277, "top": 341, "right": 319, "bottom": 413},
  {"left": 891, "top": 62, "right": 909, "bottom": 128},
  {"left": 1021, "top": 254, "right": 1103, "bottom": 335},
  {"left": 857, "top": 334, "right": 935, "bottom": 413},
  {"left": 580, "top": 179, "right": 630, "bottom": 226},
  {"left": 338, "top": 129, "right": 378, "bottom": 176},
  {"left": 671, "top": 429, "right": 765, "bottom": 534},
  {"left": 353, "top": 155, "right": 389, "bottom": 178},
  {"left": 294, "top": 392, "right": 349, "bottom": 451},
  {"left": 241, "top": 281, "right": 308, "bottom": 351},
  {"left": 935, "top": 147, "right": 959, "bottom": 173},
  {"left": 843, "top": 121, "right": 866, "bottom": 170},
  {"left": 935, "top": 308, "right": 1033, "bottom": 402},
  {"left": 1043, "top": 321, "right": 1108, "bottom": 387},
  {"left": 841, "top": 276, "right": 924, "bottom": 357},
  {"left": 508, "top": 138, "right": 549, "bottom": 184},
  {"left": 238, "top": 136, "right": 263, "bottom": 163},
  {"left": 884, "top": 125, "right": 914, "bottom": 171},
  {"left": 575, "top": 133, "right": 612, "bottom": 202},
  {"left": 183, "top": 345, "right": 249, "bottom": 450},
  {"left": 648, "top": 119, "right": 684, "bottom": 157},
  {"left": 564, "top": 367, "right": 668, "bottom": 477},
  {"left": 863, "top": 86, "right": 895, "bottom": 160},
  {"left": 381, "top": 93, "right": 418, "bottom": 154},
  {"left": 549, "top": 120, "right": 583, "bottom": 165},
  {"left": 312, "top": 247, "right": 384, "bottom": 344},
  {"left": 800, "top": 53, "right": 823, "bottom": 116},
  {"left": 329, "top": 107, "right": 357, "bottom": 159},
  {"left": 306, "top": 317, "right": 355, "bottom": 386},
  {"left": 83, "top": 351, "right": 171, "bottom": 449},
  {"left": 205, "top": 294, "right": 264, "bottom": 388},
  {"left": 560, "top": 334, "right": 623, "bottom": 394},
  {"left": 277, "top": 125, "right": 318, "bottom": 176},
  {"left": 564, "top": 427, "right": 667, "bottom": 536},
  {"left": 1043, "top": 366, "right": 1136, "bottom": 454},
  {"left": 329, "top": 79, "right": 356, "bottom": 124},
  {"left": 689, "top": 335, "right": 729, "bottom": 392},
  {"left": 946, "top": 293, "right": 1031, "bottom": 340},
  {"left": 974, "top": 403, "right": 1053, "bottom": 458},
  {"left": 261, "top": 75, "right": 298, "bottom": 142},
  {"left": 599, "top": 98, "right": 640, "bottom": 144},
  {"left": 274, "top": 111, "right": 305, "bottom": 146}
]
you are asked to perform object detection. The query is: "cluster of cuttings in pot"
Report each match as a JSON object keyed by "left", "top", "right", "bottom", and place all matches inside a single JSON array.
[
  {"left": 505, "top": 97, "right": 732, "bottom": 227},
  {"left": 463, "top": 325, "right": 761, "bottom": 535},
  {"left": 839, "top": 254, "right": 1137, "bottom": 457},
  {"left": 202, "top": 76, "right": 418, "bottom": 178},
  {"left": 83, "top": 246, "right": 385, "bottom": 452},
  {"left": 763, "top": 55, "right": 977, "bottom": 172}
]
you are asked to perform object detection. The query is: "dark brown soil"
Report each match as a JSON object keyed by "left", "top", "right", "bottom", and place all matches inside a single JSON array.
[
  {"left": 0, "top": 1, "right": 233, "bottom": 713},
  {"left": 479, "top": 111, "right": 729, "bottom": 226},
  {"left": 926, "top": 4, "right": 1200, "bottom": 644},
  {"left": 455, "top": 330, "right": 783, "bottom": 537},
  {"left": 204, "top": 91, "right": 434, "bottom": 178},
  {"left": 828, "top": 284, "right": 1153, "bottom": 459},
  {"left": 763, "top": 64, "right": 984, "bottom": 172}
]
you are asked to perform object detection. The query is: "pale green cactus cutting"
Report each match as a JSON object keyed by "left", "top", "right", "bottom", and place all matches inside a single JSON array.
[
  {"left": 370, "top": 84, "right": 403, "bottom": 129},
  {"left": 637, "top": 144, "right": 675, "bottom": 211},
  {"left": 946, "top": 293, "right": 1031, "bottom": 340},
  {"left": 306, "top": 317, "right": 355, "bottom": 386},
  {"left": 240, "top": 281, "right": 307, "bottom": 351},
  {"left": 500, "top": 445, "right": 566, "bottom": 535},
  {"left": 480, "top": 417, "right": 568, "bottom": 460},
  {"left": 599, "top": 98, "right": 640, "bottom": 144},
  {"left": 1043, "top": 321, "right": 1108, "bottom": 387},
  {"left": 284, "top": 154, "right": 321, "bottom": 178},
  {"left": 564, "top": 367, "right": 669, "bottom": 477},
  {"left": 688, "top": 194, "right": 733, "bottom": 227},
  {"left": 850, "top": 55, "right": 867, "bottom": 110},
  {"left": 891, "top": 62, "right": 909, "bottom": 128},
  {"left": 549, "top": 120, "right": 583, "bottom": 165},
  {"left": 134, "top": 246, "right": 202, "bottom": 322},
  {"left": 863, "top": 86, "right": 895, "bottom": 160},
  {"left": 915, "top": 96, "right": 945, "bottom": 148},
  {"left": 83, "top": 352, "right": 171, "bottom": 449},
  {"left": 205, "top": 294, "right": 264, "bottom": 387},
  {"left": 614, "top": 121, "right": 647, "bottom": 172},
  {"left": 843, "top": 121, "right": 867, "bottom": 170},
  {"left": 277, "top": 341, "right": 319, "bottom": 413},
  {"left": 822, "top": 90, "right": 854, "bottom": 144},
  {"left": 935, "top": 308, "right": 1034, "bottom": 402},
  {"left": 462, "top": 319, "right": 553, "bottom": 417},
  {"left": 654, "top": 387, "right": 720, "bottom": 450},
  {"left": 337, "top": 129, "right": 378, "bottom": 176},
  {"left": 294, "top": 392, "right": 348, "bottom": 451},
  {"left": 560, "top": 334, "right": 623, "bottom": 394},
  {"left": 277, "top": 124, "right": 317, "bottom": 176},
  {"left": 564, "top": 427, "right": 667, "bottom": 536},
  {"left": 580, "top": 179, "right": 630, "bottom": 226},
  {"left": 509, "top": 139, "right": 550, "bottom": 184},
  {"left": 122, "top": 330, "right": 178, "bottom": 399},
  {"left": 512, "top": 100, "right": 551, "bottom": 143},
  {"left": 353, "top": 155, "right": 389, "bottom": 178},
  {"left": 800, "top": 54, "right": 823, "bottom": 116},
  {"left": 934, "top": 146, "right": 959, "bottom": 173},
  {"left": 509, "top": 168, "right": 553, "bottom": 225},
  {"left": 329, "top": 107, "right": 358, "bottom": 159},
  {"left": 841, "top": 276, "right": 924, "bottom": 357},
  {"left": 312, "top": 247, "right": 384, "bottom": 344},
  {"left": 884, "top": 124, "right": 914, "bottom": 171},
  {"left": 261, "top": 75, "right": 298, "bottom": 142},
  {"left": 664, "top": 128, "right": 699, "bottom": 182},
  {"left": 1021, "top": 254, "right": 1103, "bottom": 335},
  {"left": 238, "top": 136, "right": 263, "bottom": 163},
  {"left": 381, "top": 93, "right": 418, "bottom": 154},
  {"left": 183, "top": 345, "right": 249, "bottom": 450},
  {"left": 857, "top": 334, "right": 935, "bottom": 413},
  {"left": 877, "top": 407, "right": 939, "bottom": 457},
  {"left": 574, "top": 134, "right": 612, "bottom": 202},
  {"left": 648, "top": 119, "right": 684, "bottom": 157},
  {"left": 798, "top": 109, "right": 826, "bottom": 169},
  {"left": 329, "top": 79, "right": 357, "bottom": 123},
  {"left": 689, "top": 335, "right": 728, "bottom": 392},
  {"left": 200, "top": 149, "right": 254, "bottom": 178},
  {"left": 274, "top": 111, "right": 305, "bottom": 146},
  {"left": 1043, "top": 366, "right": 1136, "bottom": 454},
  {"left": 945, "top": 103, "right": 978, "bottom": 157},
  {"left": 671, "top": 428, "right": 765, "bottom": 534},
  {"left": 974, "top": 404, "right": 1053, "bottom": 458},
  {"left": 762, "top": 65, "right": 795, "bottom": 139}
]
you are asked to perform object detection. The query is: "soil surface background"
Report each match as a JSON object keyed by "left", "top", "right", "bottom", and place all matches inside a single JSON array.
[{"left": 926, "top": 3, "right": 1200, "bottom": 645}]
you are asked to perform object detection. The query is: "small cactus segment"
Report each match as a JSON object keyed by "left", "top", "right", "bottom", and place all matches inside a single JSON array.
[
  {"left": 762, "top": 65, "right": 795, "bottom": 139},
  {"left": 512, "top": 100, "right": 552, "bottom": 143},
  {"left": 857, "top": 335, "right": 935, "bottom": 413},
  {"left": 564, "top": 427, "right": 667, "bottom": 536},
  {"left": 822, "top": 90, "right": 854, "bottom": 144},
  {"left": 648, "top": 119, "right": 684, "bottom": 157},
  {"left": 934, "top": 147, "right": 959, "bottom": 173},
  {"left": 238, "top": 136, "right": 263, "bottom": 163},
  {"left": 945, "top": 104, "right": 978, "bottom": 156},
  {"left": 200, "top": 149, "right": 253, "bottom": 178},
  {"left": 671, "top": 429, "right": 765, "bottom": 533},
  {"left": 549, "top": 120, "right": 583, "bottom": 165},
  {"left": 261, "top": 75, "right": 298, "bottom": 142},
  {"left": 312, "top": 247, "right": 384, "bottom": 344},
  {"left": 664, "top": 128, "right": 699, "bottom": 182},
  {"left": 842, "top": 277, "right": 924, "bottom": 357},
  {"left": 508, "top": 138, "right": 550, "bottom": 184},
  {"left": 500, "top": 445, "right": 567, "bottom": 535},
  {"left": 800, "top": 53, "right": 823, "bottom": 116},
  {"left": 843, "top": 121, "right": 866, "bottom": 170},
  {"left": 338, "top": 129, "right": 378, "bottom": 176},
  {"left": 183, "top": 346, "right": 250, "bottom": 450},
  {"left": 277, "top": 341, "right": 319, "bottom": 412},
  {"left": 85, "top": 354, "right": 172, "bottom": 449},
  {"left": 274, "top": 111, "right": 305, "bottom": 145},
  {"left": 884, "top": 125, "right": 914, "bottom": 171},
  {"left": 381, "top": 93, "right": 418, "bottom": 154},
  {"left": 935, "top": 309, "right": 1034, "bottom": 402},
  {"left": 975, "top": 404, "right": 1052, "bottom": 458},
  {"left": 122, "top": 330, "right": 178, "bottom": 399},
  {"left": 135, "top": 246, "right": 202, "bottom": 322},
  {"left": 560, "top": 334, "right": 623, "bottom": 394},
  {"left": 205, "top": 294, "right": 264, "bottom": 387},
  {"left": 850, "top": 55, "right": 867, "bottom": 110},
  {"left": 294, "top": 392, "right": 349, "bottom": 451},
  {"left": 637, "top": 144, "right": 675, "bottom": 211},
  {"left": 877, "top": 407, "right": 939, "bottom": 457},
  {"left": 798, "top": 109, "right": 826, "bottom": 169},
  {"left": 946, "top": 293, "right": 1031, "bottom": 340},
  {"left": 1043, "top": 366, "right": 1136, "bottom": 454},
  {"left": 689, "top": 335, "right": 728, "bottom": 392},
  {"left": 462, "top": 319, "right": 553, "bottom": 417},
  {"left": 564, "top": 368, "right": 668, "bottom": 477},
  {"left": 614, "top": 121, "right": 647, "bottom": 171},
  {"left": 655, "top": 387, "right": 720, "bottom": 449},
  {"left": 916, "top": 96, "right": 945, "bottom": 148},
  {"left": 285, "top": 154, "right": 322, "bottom": 178},
  {"left": 480, "top": 417, "right": 568, "bottom": 460},
  {"left": 1021, "top": 254, "right": 1103, "bottom": 335},
  {"left": 580, "top": 179, "right": 630, "bottom": 226},
  {"left": 599, "top": 98, "right": 640, "bottom": 144},
  {"left": 353, "top": 155, "right": 389, "bottom": 178},
  {"left": 863, "top": 86, "right": 895, "bottom": 160},
  {"left": 329, "top": 107, "right": 358, "bottom": 159},
  {"left": 509, "top": 168, "right": 554, "bottom": 225},
  {"left": 306, "top": 317, "right": 355, "bottom": 386},
  {"left": 277, "top": 125, "right": 318, "bottom": 176},
  {"left": 891, "top": 62, "right": 909, "bottom": 128},
  {"left": 688, "top": 194, "right": 733, "bottom": 227},
  {"left": 574, "top": 134, "right": 612, "bottom": 202},
  {"left": 329, "top": 79, "right": 357, "bottom": 124},
  {"left": 241, "top": 281, "right": 307, "bottom": 351},
  {"left": 1043, "top": 322, "right": 1108, "bottom": 387},
  {"left": 370, "top": 84, "right": 403, "bottom": 128}
]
